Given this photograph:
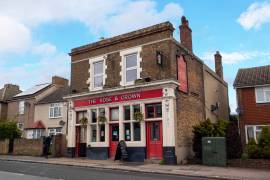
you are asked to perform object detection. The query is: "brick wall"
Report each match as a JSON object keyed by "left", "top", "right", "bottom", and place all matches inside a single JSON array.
[
  {"left": 13, "top": 138, "right": 43, "bottom": 156},
  {"left": 228, "top": 159, "right": 270, "bottom": 169}
]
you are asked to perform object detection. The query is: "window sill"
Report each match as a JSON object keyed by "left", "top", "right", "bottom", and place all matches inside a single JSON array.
[{"left": 49, "top": 116, "right": 62, "bottom": 119}]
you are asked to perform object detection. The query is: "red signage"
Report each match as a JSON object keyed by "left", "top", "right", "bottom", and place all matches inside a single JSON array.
[{"left": 74, "top": 89, "right": 163, "bottom": 107}]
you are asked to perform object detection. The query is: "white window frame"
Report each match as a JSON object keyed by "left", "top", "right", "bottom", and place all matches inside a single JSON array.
[
  {"left": 255, "top": 86, "right": 270, "bottom": 103},
  {"left": 19, "top": 101, "right": 25, "bottom": 115},
  {"left": 89, "top": 108, "right": 106, "bottom": 142},
  {"left": 49, "top": 103, "right": 62, "bottom": 119},
  {"left": 32, "top": 129, "right": 44, "bottom": 139},
  {"left": 120, "top": 47, "right": 142, "bottom": 86},
  {"left": 88, "top": 55, "right": 107, "bottom": 91},
  {"left": 245, "top": 125, "right": 270, "bottom": 143},
  {"left": 48, "top": 128, "right": 62, "bottom": 136}
]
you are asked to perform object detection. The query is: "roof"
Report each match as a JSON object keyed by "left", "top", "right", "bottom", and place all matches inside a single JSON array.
[
  {"left": 26, "top": 120, "right": 45, "bottom": 129},
  {"left": 70, "top": 21, "right": 174, "bottom": 55},
  {"left": 14, "top": 83, "right": 50, "bottom": 98},
  {"left": 37, "top": 87, "right": 70, "bottom": 104},
  {"left": 234, "top": 65, "right": 270, "bottom": 88}
]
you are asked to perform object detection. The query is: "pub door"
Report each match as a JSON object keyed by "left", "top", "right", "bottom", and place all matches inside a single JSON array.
[
  {"left": 146, "top": 121, "right": 163, "bottom": 159},
  {"left": 109, "top": 124, "right": 119, "bottom": 158}
]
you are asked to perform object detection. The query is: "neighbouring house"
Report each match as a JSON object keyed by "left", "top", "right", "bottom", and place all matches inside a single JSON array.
[
  {"left": 0, "top": 84, "right": 21, "bottom": 121},
  {"left": 35, "top": 86, "right": 69, "bottom": 136},
  {"left": 7, "top": 76, "right": 68, "bottom": 139},
  {"left": 234, "top": 65, "right": 270, "bottom": 146},
  {"left": 64, "top": 16, "right": 229, "bottom": 164}
]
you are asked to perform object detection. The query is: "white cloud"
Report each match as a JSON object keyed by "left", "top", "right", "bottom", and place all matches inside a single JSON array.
[
  {"left": 32, "top": 43, "right": 57, "bottom": 56},
  {"left": 0, "top": 16, "right": 31, "bottom": 54},
  {"left": 202, "top": 51, "right": 270, "bottom": 64},
  {"left": 238, "top": 2, "right": 270, "bottom": 30}
]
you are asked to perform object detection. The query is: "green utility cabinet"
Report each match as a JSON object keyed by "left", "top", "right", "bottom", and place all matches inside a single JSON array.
[{"left": 202, "top": 137, "right": 226, "bottom": 167}]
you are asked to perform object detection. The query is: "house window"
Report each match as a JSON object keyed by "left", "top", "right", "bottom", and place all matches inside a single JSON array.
[
  {"left": 123, "top": 105, "right": 141, "bottom": 141},
  {"left": 93, "top": 61, "right": 104, "bottom": 88},
  {"left": 255, "top": 86, "right": 270, "bottom": 103},
  {"left": 33, "top": 129, "right": 44, "bottom": 139},
  {"left": 48, "top": 128, "right": 62, "bottom": 136},
  {"left": 49, "top": 103, "right": 62, "bottom": 118},
  {"left": 246, "top": 125, "right": 270, "bottom": 143},
  {"left": 90, "top": 108, "right": 106, "bottom": 142},
  {"left": 145, "top": 103, "right": 162, "bottom": 119},
  {"left": 120, "top": 47, "right": 141, "bottom": 86},
  {"left": 19, "top": 101, "right": 25, "bottom": 115}
]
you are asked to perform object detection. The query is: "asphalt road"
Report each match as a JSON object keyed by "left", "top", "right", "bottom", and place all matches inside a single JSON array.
[{"left": 0, "top": 160, "right": 212, "bottom": 180}]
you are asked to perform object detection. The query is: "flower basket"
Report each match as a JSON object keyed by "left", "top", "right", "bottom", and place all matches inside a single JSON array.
[
  {"left": 98, "top": 115, "right": 107, "bottom": 124},
  {"left": 79, "top": 117, "right": 88, "bottom": 126},
  {"left": 134, "top": 112, "right": 144, "bottom": 122}
]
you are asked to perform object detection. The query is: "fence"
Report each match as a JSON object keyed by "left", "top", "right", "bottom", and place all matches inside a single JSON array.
[{"left": 13, "top": 138, "right": 43, "bottom": 156}]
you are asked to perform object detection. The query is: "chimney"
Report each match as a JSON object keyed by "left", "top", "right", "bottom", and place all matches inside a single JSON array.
[
  {"left": 179, "top": 16, "right": 193, "bottom": 52},
  {"left": 214, "top": 51, "right": 223, "bottom": 79},
  {"left": 52, "top": 76, "right": 69, "bottom": 87}
]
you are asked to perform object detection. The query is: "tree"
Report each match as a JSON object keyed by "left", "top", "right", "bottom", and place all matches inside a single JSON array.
[{"left": 0, "top": 121, "right": 21, "bottom": 140}]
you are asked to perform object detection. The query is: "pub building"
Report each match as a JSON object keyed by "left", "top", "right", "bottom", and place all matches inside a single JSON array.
[{"left": 65, "top": 16, "right": 229, "bottom": 164}]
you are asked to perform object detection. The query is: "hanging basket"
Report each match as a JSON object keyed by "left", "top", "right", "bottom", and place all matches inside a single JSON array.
[
  {"left": 98, "top": 115, "right": 107, "bottom": 124},
  {"left": 79, "top": 117, "right": 88, "bottom": 126},
  {"left": 134, "top": 112, "right": 144, "bottom": 122}
]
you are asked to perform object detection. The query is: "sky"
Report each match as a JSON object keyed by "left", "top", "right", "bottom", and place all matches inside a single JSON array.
[{"left": 0, "top": 0, "right": 270, "bottom": 114}]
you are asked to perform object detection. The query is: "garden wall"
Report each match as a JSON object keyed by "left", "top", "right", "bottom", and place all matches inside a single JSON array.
[
  {"left": 0, "top": 139, "right": 9, "bottom": 154},
  {"left": 13, "top": 138, "right": 43, "bottom": 156},
  {"left": 228, "top": 159, "right": 270, "bottom": 169}
]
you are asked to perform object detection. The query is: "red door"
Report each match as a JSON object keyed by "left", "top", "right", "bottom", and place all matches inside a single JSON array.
[
  {"left": 146, "top": 121, "right": 163, "bottom": 159},
  {"left": 109, "top": 124, "right": 119, "bottom": 158},
  {"left": 75, "top": 126, "right": 81, "bottom": 157}
]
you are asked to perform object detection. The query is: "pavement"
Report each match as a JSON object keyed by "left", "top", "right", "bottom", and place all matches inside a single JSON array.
[{"left": 0, "top": 155, "right": 269, "bottom": 180}]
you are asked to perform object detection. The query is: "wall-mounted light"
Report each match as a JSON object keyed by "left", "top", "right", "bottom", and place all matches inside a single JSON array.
[{"left": 156, "top": 51, "right": 163, "bottom": 66}]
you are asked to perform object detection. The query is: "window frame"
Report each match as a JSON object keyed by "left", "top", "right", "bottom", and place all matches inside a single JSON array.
[
  {"left": 89, "top": 108, "right": 106, "bottom": 142},
  {"left": 19, "top": 101, "right": 25, "bottom": 115},
  {"left": 255, "top": 86, "right": 270, "bottom": 103},
  {"left": 48, "top": 128, "right": 62, "bottom": 136},
  {"left": 245, "top": 125, "right": 270, "bottom": 143},
  {"left": 93, "top": 60, "right": 104, "bottom": 89},
  {"left": 49, "top": 103, "right": 62, "bottom": 119},
  {"left": 145, "top": 103, "right": 162, "bottom": 119},
  {"left": 120, "top": 47, "right": 142, "bottom": 86}
]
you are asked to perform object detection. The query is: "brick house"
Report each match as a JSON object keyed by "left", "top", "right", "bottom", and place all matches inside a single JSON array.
[
  {"left": 7, "top": 76, "right": 68, "bottom": 139},
  {"left": 234, "top": 65, "right": 270, "bottom": 145},
  {"left": 0, "top": 84, "right": 21, "bottom": 120},
  {"left": 65, "top": 16, "right": 229, "bottom": 164}
]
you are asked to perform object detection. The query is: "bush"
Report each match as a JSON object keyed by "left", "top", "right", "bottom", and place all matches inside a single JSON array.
[
  {"left": 226, "top": 122, "right": 242, "bottom": 159},
  {"left": 192, "top": 119, "right": 229, "bottom": 159},
  {"left": 245, "top": 138, "right": 262, "bottom": 159},
  {"left": 0, "top": 121, "right": 21, "bottom": 140},
  {"left": 258, "top": 127, "right": 270, "bottom": 159}
]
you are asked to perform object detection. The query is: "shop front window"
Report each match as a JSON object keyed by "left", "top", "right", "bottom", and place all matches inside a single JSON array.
[
  {"left": 110, "top": 107, "right": 119, "bottom": 121},
  {"left": 76, "top": 111, "right": 88, "bottom": 124},
  {"left": 145, "top": 103, "right": 162, "bottom": 119},
  {"left": 90, "top": 108, "right": 106, "bottom": 142},
  {"left": 123, "top": 104, "right": 141, "bottom": 141}
]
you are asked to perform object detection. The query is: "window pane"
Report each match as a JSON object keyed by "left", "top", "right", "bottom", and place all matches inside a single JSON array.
[
  {"left": 99, "top": 108, "right": 105, "bottom": 117},
  {"left": 91, "top": 125, "right": 97, "bottom": 142},
  {"left": 91, "top": 109, "right": 97, "bottom": 123},
  {"left": 156, "top": 103, "right": 162, "bottom": 117},
  {"left": 110, "top": 108, "right": 119, "bottom": 121},
  {"left": 265, "top": 91, "right": 270, "bottom": 102},
  {"left": 50, "top": 108, "right": 54, "bottom": 117},
  {"left": 126, "top": 54, "right": 137, "bottom": 68},
  {"left": 124, "top": 123, "right": 131, "bottom": 141},
  {"left": 124, "top": 106, "right": 131, "bottom": 121},
  {"left": 133, "top": 104, "right": 140, "bottom": 119},
  {"left": 256, "top": 88, "right": 264, "bottom": 102},
  {"left": 146, "top": 104, "right": 154, "bottom": 118},
  {"left": 111, "top": 125, "right": 119, "bottom": 141},
  {"left": 126, "top": 69, "right": 137, "bottom": 82},
  {"left": 93, "top": 61, "right": 103, "bottom": 75},
  {"left": 151, "top": 122, "right": 160, "bottom": 141},
  {"left": 133, "top": 122, "right": 141, "bottom": 141},
  {"left": 100, "top": 124, "right": 105, "bottom": 142},
  {"left": 94, "top": 75, "right": 103, "bottom": 88},
  {"left": 247, "top": 126, "right": 254, "bottom": 141}
]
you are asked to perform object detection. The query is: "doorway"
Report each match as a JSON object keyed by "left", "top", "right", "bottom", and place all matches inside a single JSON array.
[
  {"left": 109, "top": 124, "right": 119, "bottom": 158},
  {"left": 146, "top": 121, "right": 163, "bottom": 159}
]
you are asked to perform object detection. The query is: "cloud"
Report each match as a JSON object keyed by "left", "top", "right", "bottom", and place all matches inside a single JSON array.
[
  {"left": 202, "top": 51, "right": 270, "bottom": 64},
  {"left": 237, "top": 2, "right": 270, "bottom": 30},
  {"left": 32, "top": 43, "right": 57, "bottom": 57},
  {"left": 0, "top": 16, "right": 31, "bottom": 54}
]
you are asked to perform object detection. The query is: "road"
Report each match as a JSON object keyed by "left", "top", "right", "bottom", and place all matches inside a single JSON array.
[{"left": 0, "top": 160, "right": 213, "bottom": 180}]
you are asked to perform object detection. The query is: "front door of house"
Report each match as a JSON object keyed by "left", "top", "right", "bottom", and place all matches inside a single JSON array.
[
  {"left": 146, "top": 121, "right": 163, "bottom": 159},
  {"left": 109, "top": 124, "right": 119, "bottom": 158}
]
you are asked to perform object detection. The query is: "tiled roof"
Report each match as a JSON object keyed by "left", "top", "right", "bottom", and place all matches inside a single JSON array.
[
  {"left": 37, "top": 87, "right": 70, "bottom": 104},
  {"left": 27, "top": 120, "right": 45, "bottom": 129},
  {"left": 234, "top": 65, "right": 270, "bottom": 88},
  {"left": 14, "top": 83, "right": 50, "bottom": 97}
]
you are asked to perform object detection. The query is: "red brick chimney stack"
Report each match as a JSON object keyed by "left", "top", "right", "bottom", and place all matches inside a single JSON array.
[
  {"left": 179, "top": 16, "right": 193, "bottom": 52},
  {"left": 214, "top": 51, "right": 223, "bottom": 79}
]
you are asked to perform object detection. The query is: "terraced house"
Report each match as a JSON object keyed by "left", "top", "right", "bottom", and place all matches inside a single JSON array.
[
  {"left": 234, "top": 65, "right": 270, "bottom": 146},
  {"left": 65, "top": 16, "right": 229, "bottom": 164}
]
